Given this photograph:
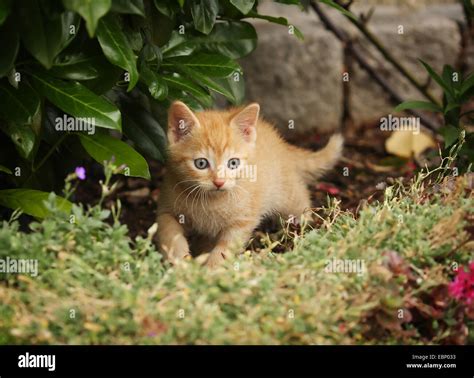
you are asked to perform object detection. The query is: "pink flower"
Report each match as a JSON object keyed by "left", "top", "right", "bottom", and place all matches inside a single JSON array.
[
  {"left": 449, "top": 262, "right": 474, "bottom": 305},
  {"left": 75, "top": 166, "right": 86, "bottom": 181}
]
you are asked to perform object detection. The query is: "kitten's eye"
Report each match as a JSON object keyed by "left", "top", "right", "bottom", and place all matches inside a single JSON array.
[
  {"left": 194, "top": 158, "right": 209, "bottom": 169},
  {"left": 227, "top": 158, "right": 240, "bottom": 169}
]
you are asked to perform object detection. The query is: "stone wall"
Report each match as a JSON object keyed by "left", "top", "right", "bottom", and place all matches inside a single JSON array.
[{"left": 240, "top": 1, "right": 468, "bottom": 133}]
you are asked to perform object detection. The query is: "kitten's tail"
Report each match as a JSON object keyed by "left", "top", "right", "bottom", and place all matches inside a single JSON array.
[{"left": 295, "top": 133, "right": 344, "bottom": 183}]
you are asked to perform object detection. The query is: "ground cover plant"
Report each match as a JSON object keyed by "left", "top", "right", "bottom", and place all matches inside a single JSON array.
[{"left": 0, "top": 160, "right": 472, "bottom": 344}]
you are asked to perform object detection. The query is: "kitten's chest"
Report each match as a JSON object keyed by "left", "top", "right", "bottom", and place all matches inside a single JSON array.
[{"left": 174, "top": 194, "right": 246, "bottom": 237}]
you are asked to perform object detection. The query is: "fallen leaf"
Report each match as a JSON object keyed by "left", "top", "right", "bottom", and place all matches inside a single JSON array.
[{"left": 385, "top": 130, "right": 436, "bottom": 158}]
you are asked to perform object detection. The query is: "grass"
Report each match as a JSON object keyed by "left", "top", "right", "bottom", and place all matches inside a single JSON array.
[{"left": 0, "top": 170, "right": 472, "bottom": 345}]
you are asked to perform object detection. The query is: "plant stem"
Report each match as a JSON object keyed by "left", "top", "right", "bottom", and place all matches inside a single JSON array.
[
  {"left": 342, "top": 10, "right": 441, "bottom": 106},
  {"left": 315, "top": 0, "right": 441, "bottom": 107}
]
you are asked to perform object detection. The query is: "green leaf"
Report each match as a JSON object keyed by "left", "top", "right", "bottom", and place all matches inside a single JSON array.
[
  {"left": 174, "top": 65, "right": 237, "bottom": 102},
  {"left": 168, "top": 91, "right": 205, "bottom": 111},
  {"left": 81, "top": 64, "right": 122, "bottom": 94},
  {"left": 146, "top": 1, "right": 175, "bottom": 47},
  {"left": 161, "top": 32, "right": 196, "bottom": 58},
  {"left": 41, "top": 105, "right": 65, "bottom": 145},
  {"left": 29, "top": 70, "right": 122, "bottom": 131},
  {"left": 17, "top": 2, "right": 80, "bottom": 68},
  {"left": 97, "top": 14, "right": 139, "bottom": 91},
  {"left": 0, "top": 189, "right": 72, "bottom": 218},
  {"left": 49, "top": 55, "right": 110, "bottom": 80},
  {"left": 0, "top": 21, "right": 18, "bottom": 77},
  {"left": 319, "top": 0, "right": 357, "bottom": 20},
  {"left": 153, "top": 0, "right": 178, "bottom": 18},
  {"left": 195, "top": 21, "right": 257, "bottom": 59},
  {"left": 419, "top": 60, "right": 454, "bottom": 97},
  {"left": 191, "top": 0, "right": 219, "bottom": 35},
  {"left": 163, "top": 75, "right": 213, "bottom": 107},
  {"left": 0, "top": 82, "right": 42, "bottom": 160},
  {"left": 63, "top": 0, "right": 111, "bottom": 37},
  {"left": 0, "top": 0, "right": 12, "bottom": 26},
  {"left": 439, "top": 125, "right": 461, "bottom": 148},
  {"left": 442, "top": 65, "right": 462, "bottom": 93},
  {"left": 79, "top": 133, "right": 150, "bottom": 179},
  {"left": 0, "top": 164, "right": 12, "bottom": 174},
  {"left": 275, "top": 0, "right": 302, "bottom": 6},
  {"left": 442, "top": 65, "right": 454, "bottom": 92},
  {"left": 139, "top": 44, "right": 163, "bottom": 69},
  {"left": 121, "top": 102, "right": 167, "bottom": 161},
  {"left": 162, "top": 52, "right": 241, "bottom": 77},
  {"left": 0, "top": 122, "right": 36, "bottom": 160},
  {"left": 247, "top": 11, "right": 304, "bottom": 40},
  {"left": 111, "top": 0, "right": 144, "bottom": 16},
  {"left": 0, "top": 81, "right": 41, "bottom": 125},
  {"left": 460, "top": 85, "right": 474, "bottom": 106},
  {"left": 230, "top": 0, "right": 255, "bottom": 15},
  {"left": 124, "top": 24, "right": 143, "bottom": 52},
  {"left": 213, "top": 75, "right": 245, "bottom": 105},
  {"left": 460, "top": 73, "right": 474, "bottom": 96},
  {"left": 140, "top": 66, "right": 168, "bottom": 100},
  {"left": 444, "top": 102, "right": 460, "bottom": 115},
  {"left": 394, "top": 100, "right": 442, "bottom": 113},
  {"left": 464, "top": 0, "right": 474, "bottom": 16}
]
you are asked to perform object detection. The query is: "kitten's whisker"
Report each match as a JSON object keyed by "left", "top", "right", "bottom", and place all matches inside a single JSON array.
[
  {"left": 173, "top": 179, "right": 198, "bottom": 192},
  {"left": 199, "top": 188, "right": 206, "bottom": 215},
  {"left": 174, "top": 183, "right": 199, "bottom": 211},
  {"left": 185, "top": 184, "right": 201, "bottom": 211},
  {"left": 191, "top": 187, "right": 199, "bottom": 217},
  {"left": 203, "top": 189, "right": 211, "bottom": 217},
  {"left": 199, "top": 188, "right": 209, "bottom": 218},
  {"left": 173, "top": 184, "right": 194, "bottom": 207}
]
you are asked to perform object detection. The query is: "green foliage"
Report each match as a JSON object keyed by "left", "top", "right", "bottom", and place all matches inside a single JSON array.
[
  {"left": 319, "top": 0, "right": 356, "bottom": 20},
  {"left": 395, "top": 61, "right": 474, "bottom": 168},
  {"left": 0, "top": 0, "right": 305, "bottom": 217},
  {"left": 0, "top": 189, "right": 71, "bottom": 218},
  {"left": 79, "top": 133, "right": 150, "bottom": 179},
  {"left": 0, "top": 170, "right": 472, "bottom": 344}
]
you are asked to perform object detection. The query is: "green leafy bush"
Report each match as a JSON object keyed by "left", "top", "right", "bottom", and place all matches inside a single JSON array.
[{"left": 0, "top": 0, "right": 306, "bottom": 217}]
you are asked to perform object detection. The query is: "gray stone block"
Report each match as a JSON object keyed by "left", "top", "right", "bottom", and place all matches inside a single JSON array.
[
  {"left": 240, "top": 1, "right": 464, "bottom": 131},
  {"left": 345, "top": 4, "right": 462, "bottom": 126},
  {"left": 240, "top": 3, "right": 344, "bottom": 133}
]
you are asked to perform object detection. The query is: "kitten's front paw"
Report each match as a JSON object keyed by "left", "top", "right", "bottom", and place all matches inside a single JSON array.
[
  {"left": 159, "top": 235, "right": 191, "bottom": 264},
  {"left": 204, "top": 250, "right": 229, "bottom": 268},
  {"left": 171, "top": 253, "right": 192, "bottom": 265},
  {"left": 165, "top": 244, "right": 191, "bottom": 264}
]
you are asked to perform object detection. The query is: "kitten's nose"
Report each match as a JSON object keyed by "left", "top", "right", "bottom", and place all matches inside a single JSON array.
[{"left": 213, "top": 179, "right": 225, "bottom": 189}]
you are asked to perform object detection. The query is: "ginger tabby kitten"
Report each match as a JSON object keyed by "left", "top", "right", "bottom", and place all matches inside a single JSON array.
[{"left": 156, "top": 101, "right": 343, "bottom": 267}]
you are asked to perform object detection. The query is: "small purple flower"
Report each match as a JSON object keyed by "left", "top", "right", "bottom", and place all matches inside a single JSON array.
[{"left": 75, "top": 166, "right": 86, "bottom": 181}]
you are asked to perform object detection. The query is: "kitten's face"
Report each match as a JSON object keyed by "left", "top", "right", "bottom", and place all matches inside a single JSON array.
[{"left": 167, "top": 102, "right": 259, "bottom": 193}]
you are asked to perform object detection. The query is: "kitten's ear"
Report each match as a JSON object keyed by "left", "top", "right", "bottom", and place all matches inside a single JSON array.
[
  {"left": 167, "top": 101, "right": 200, "bottom": 144},
  {"left": 231, "top": 103, "right": 259, "bottom": 144}
]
